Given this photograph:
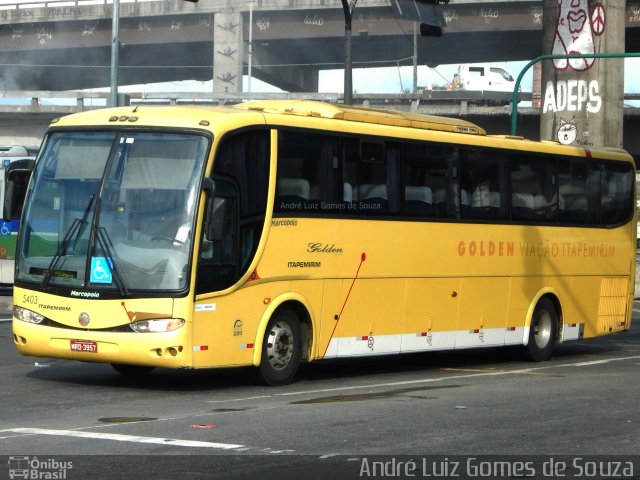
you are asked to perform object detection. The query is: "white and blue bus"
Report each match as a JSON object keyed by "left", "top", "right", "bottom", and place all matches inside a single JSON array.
[{"left": 0, "top": 146, "right": 38, "bottom": 293}]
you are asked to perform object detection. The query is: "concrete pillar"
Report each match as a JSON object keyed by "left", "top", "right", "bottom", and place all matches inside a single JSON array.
[
  {"left": 213, "top": 10, "right": 243, "bottom": 94},
  {"left": 540, "top": 0, "right": 625, "bottom": 148}
]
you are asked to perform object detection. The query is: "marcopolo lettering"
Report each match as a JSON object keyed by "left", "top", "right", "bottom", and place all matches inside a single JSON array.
[{"left": 70, "top": 290, "right": 101, "bottom": 298}]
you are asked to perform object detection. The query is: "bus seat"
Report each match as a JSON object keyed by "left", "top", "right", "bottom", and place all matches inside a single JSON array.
[
  {"left": 357, "top": 184, "right": 387, "bottom": 211},
  {"left": 460, "top": 189, "right": 470, "bottom": 205},
  {"left": 559, "top": 193, "right": 588, "bottom": 222},
  {"left": 276, "top": 178, "right": 310, "bottom": 208},
  {"left": 358, "top": 184, "right": 387, "bottom": 200},
  {"left": 343, "top": 182, "right": 353, "bottom": 203},
  {"left": 405, "top": 186, "right": 432, "bottom": 216},
  {"left": 431, "top": 188, "right": 447, "bottom": 217},
  {"left": 471, "top": 187, "right": 499, "bottom": 208},
  {"left": 559, "top": 193, "right": 586, "bottom": 210},
  {"left": 469, "top": 188, "right": 501, "bottom": 218},
  {"left": 460, "top": 189, "right": 470, "bottom": 216},
  {"left": 512, "top": 192, "right": 534, "bottom": 218}
]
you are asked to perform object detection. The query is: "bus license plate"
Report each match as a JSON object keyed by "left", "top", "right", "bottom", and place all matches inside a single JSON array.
[{"left": 70, "top": 340, "right": 98, "bottom": 353}]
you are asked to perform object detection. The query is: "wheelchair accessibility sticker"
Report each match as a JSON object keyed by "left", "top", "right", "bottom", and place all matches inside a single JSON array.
[
  {"left": 90, "top": 257, "right": 113, "bottom": 284},
  {"left": 0, "top": 220, "right": 17, "bottom": 236}
]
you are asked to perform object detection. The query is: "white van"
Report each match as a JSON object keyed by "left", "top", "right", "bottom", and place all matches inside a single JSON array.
[{"left": 457, "top": 64, "right": 516, "bottom": 92}]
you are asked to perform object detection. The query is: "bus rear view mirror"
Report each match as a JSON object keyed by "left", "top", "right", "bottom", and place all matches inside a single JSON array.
[
  {"left": 202, "top": 177, "right": 225, "bottom": 242},
  {"left": 206, "top": 197, "right": 226, "bottom": 242},
  {"left": 2, "top": 179, "right": 14, "bottom": 222},
  {"left": 3, "top": 159, "right": 35, "bottom": 222}
]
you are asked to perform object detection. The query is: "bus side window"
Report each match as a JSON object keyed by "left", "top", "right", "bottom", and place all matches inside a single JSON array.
[
  {"left": 558, "top": 158, "right": 596, "bottom": 224},
  {"left": 344, "top": 139, "right": 399, "bottom": 215},
  {"left": 460, "top": 149, "right": 508, "bottom": 220},
  {"left": 402, "top": 143, "right": 456, "bottom": 218},
  {"left": 511, "top": 154, "right": 557, "bottom": 222},
  {"left": 275, "top": 130, "right": 339, "bottom": 214},
  {"left": 600, "top": 162, "right": 634, "bottom": 225}
]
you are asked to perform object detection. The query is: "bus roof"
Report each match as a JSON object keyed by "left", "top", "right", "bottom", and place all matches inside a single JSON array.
[
  {"left": 236, "top": 100, "right": 487, "bottom": 135},
  {"left": 48, "top": 101, "right": 486, "bottom": 137},
  {"left": 45, "top": 102, "right": 633, "bottom": 162}
]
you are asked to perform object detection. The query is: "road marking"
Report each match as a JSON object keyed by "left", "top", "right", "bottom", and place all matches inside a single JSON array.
[
  {"left": 0, "top": 428, "right": 244, "bottom": 450},
  {"left": 206, "top": 395, "right": 271, "bottom": 404},
  {"left": 569, "top": 356, "right": 640, "bottom": 367},
  {"left": 441, "top": 367, "right": 501, "bottom": 373},
  {"left": 205, "top": 354, "right": 640, "bottom": 403}
]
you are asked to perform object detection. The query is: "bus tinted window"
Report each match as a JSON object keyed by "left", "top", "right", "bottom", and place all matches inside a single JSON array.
[
  {"left": 345, "top": 139, "right": 398, "bottom": 215},
  {"left": 216, "top": 130, "right": 269, "bottom": 219},
  {"left": 511, "top": 154, "right": 558, "bottom": 222},
  {"left": 403, "top": 143, "right": 457, "bottom": 218},
  {"left": 271, "top": 128, "right": 634, "bottom": 228},
  {"left": 275, "top": 130, "right": 339, "bottom": 213},
  {"left": 558, "top": 158, "right": 599, "bottom": 224},
  {"left": 460, "top": 149, "right": 508, "bottom": 220},
  {"left": 601, "top": 162, "right": 634, "bottom": 226}
]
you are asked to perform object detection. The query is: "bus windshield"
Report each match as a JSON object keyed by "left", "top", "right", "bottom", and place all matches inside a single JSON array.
[{"left": 16, "top": 130, "right": 209, "bottom": 294}]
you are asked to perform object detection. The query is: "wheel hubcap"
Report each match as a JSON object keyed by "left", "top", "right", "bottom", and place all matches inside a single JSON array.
[
  {"left": 266, "top": 321, "right": 294, "bottom": 370},
  {"left": 533, "top": 309, "right": 552, "bottom": 349}
]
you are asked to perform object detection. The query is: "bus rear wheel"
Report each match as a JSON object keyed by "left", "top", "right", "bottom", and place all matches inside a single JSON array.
[
  {"left": 523, "top": 297, "right": 558, "bottom": 362},
  {"left": 259, "top": 309, "right": 302, "bottom": 386}
]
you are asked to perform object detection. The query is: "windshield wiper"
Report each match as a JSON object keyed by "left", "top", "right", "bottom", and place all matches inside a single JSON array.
[{"left": 41, "top": 194, "right": 95, "bottom": 289}]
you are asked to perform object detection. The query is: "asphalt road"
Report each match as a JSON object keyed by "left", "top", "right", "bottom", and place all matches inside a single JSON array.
[{"left": 0, "top": 300, "right": 639, "bottom": 480}]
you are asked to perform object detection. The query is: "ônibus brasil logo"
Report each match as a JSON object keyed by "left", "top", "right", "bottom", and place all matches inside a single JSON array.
[{"left": 8, "top": 456, "right": 73, "bottom": 479}]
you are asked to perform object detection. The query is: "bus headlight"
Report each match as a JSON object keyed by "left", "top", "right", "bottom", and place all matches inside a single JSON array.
[
  {"left": 129, "top": 318, "right": 185, "bottom": 333},
  {"left": 13, "top": 306, "right": 45, "bottom": 324}
]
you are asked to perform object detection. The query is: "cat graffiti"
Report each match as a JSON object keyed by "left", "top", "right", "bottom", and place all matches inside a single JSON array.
[{"left": 557, "top": 118, "right": 578, "bottom": 145}]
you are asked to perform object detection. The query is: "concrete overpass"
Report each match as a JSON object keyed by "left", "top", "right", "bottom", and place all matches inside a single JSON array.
[
  {"left": 1, "top": 0, "right": 640, "bottom": 92},
  {"left": 1, "top": 90, "right": 639, "bottom": 160}
]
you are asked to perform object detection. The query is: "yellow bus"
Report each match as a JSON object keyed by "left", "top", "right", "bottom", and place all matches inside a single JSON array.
[{"left": 11, "top": 100, "right": 636, "bottom": 385}]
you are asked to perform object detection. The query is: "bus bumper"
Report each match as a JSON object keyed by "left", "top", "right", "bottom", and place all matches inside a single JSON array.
[{"left": 12, "top": 320, "right": 193, "bottom": 368}]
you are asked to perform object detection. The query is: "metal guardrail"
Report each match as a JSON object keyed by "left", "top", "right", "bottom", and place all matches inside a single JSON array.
[
  {"left": 0, "top": 0, "right": 384, "bottom": 12},
  {"left": 0, "top": 89, "right": 637, "bottom": 116},
  {"left": 0, "top": 89, "right": 532, "bottom": 111}
]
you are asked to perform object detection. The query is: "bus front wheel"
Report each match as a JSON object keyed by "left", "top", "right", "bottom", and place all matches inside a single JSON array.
[
  {"left": 259, "top": 309, "right": 302, "bottom": 386},
  {"left": 523, "top": 297, "right": 558, "bottom": 362}
]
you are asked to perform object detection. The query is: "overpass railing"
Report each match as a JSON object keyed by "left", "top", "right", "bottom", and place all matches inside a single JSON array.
[
  {"left": 0, "top": 89, "right": 535, "bottom": 114},
  {"left": 0, "top": 0, "right": 386, "bottom": 12},
  {"left": 2, "top": 89, "right": 638, "bottom": 120}
]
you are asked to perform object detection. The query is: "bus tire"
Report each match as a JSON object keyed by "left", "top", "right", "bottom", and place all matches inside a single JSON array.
[
  {"left": 523, "top": 297, "right": 558, "bottom": 362},
  {"left": 259, "top": 308, "right": 302, "bottom": 386},
  {"left": 111, "top": 363, "right": 155, "bottom": 376}
]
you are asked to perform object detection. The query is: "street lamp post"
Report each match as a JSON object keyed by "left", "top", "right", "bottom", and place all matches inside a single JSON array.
[
  {"left": 341, "top": 0, "right": 356, "bottom": 105},
  {"left": 248, "top": 0, "right": 254, "bottom": 93},
  {"left": 109, "top": 0, "right": 120, "bottom": 107}
]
